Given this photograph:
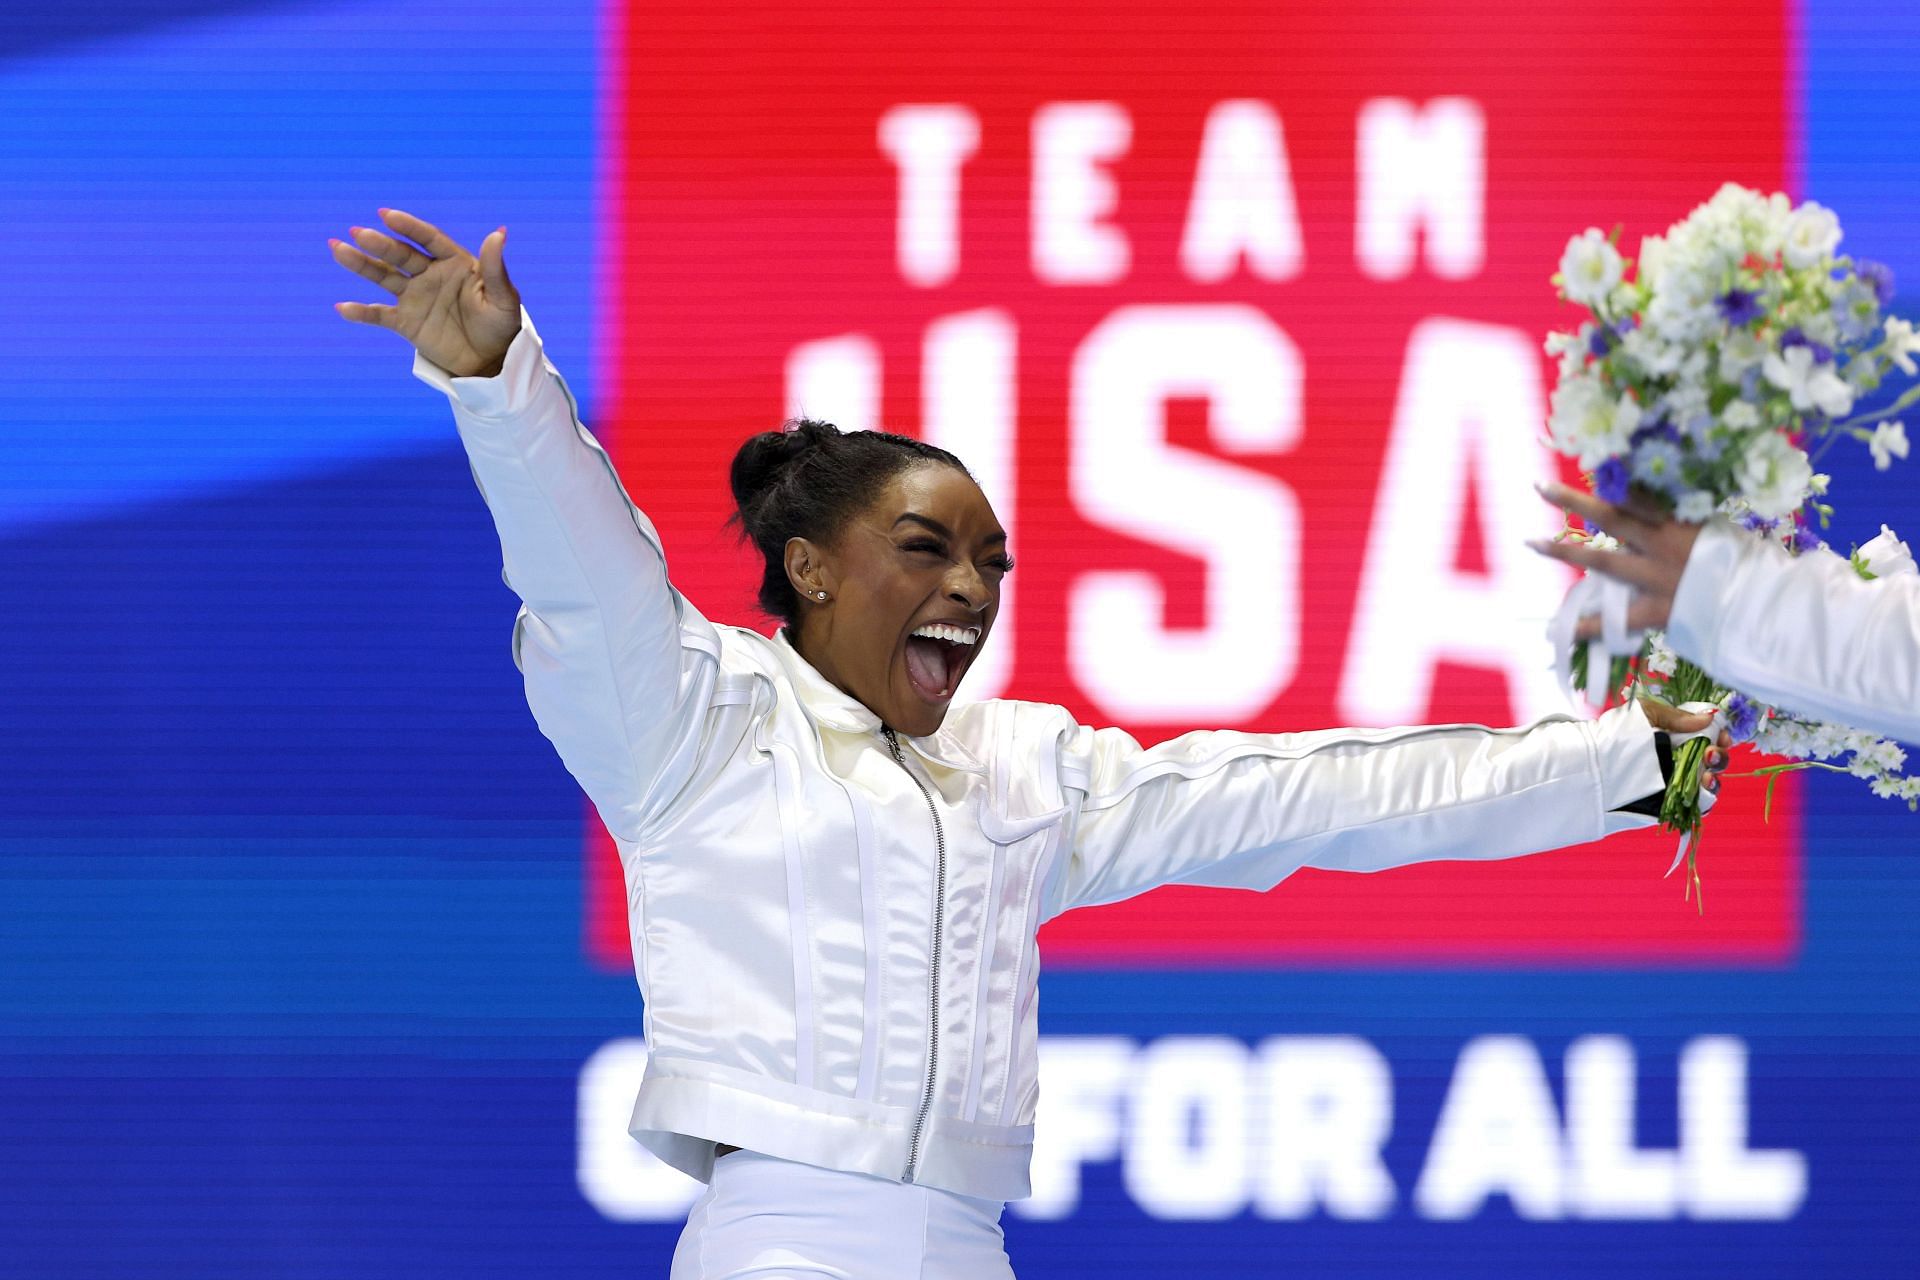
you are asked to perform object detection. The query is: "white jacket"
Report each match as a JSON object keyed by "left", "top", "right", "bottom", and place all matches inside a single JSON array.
[
  {"left": 1669, "top": 518, "right": 1920, "bottom": 743},
  {"left": 414, "top": 309, "right": 1668, "bottom": 1202}
]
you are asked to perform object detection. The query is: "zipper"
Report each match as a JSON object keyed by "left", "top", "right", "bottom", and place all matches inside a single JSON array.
[{"left": 883, "top": 725, "right": 946, "bottom": 1183}]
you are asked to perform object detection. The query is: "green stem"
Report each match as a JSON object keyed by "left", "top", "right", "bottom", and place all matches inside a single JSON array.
[{"left": 1830, "top": 382, "right": 1920, "bottom": 432}]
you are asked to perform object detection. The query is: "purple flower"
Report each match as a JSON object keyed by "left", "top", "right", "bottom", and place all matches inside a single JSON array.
[
  {"left": 1588, "top": 327, "right": 1616, "bottom": 357},
  {"left": 1631, "top": 416, "right": 1680, "bottom": 446},
  {"left": 1717, "top": 288, "right": 1764, "bottom": 325},
  {"left": 1593, "top": 457, "right": 1631, "bottom": 504},
  {"left": 1726, "top": 693, "right": 1762, "bottom": 743},
  {"left": 1790, "top": 524, "right": 1826, "bottom": 554},
  {"left": 1858, "top": 259, "right": 1896, "bottom": 306},
  {"left": 1740, "top": 511, "right": 1781, "bottom": 534},
  {"left": 1780, "top": 327, "right": 1835, "bottom": 364}
]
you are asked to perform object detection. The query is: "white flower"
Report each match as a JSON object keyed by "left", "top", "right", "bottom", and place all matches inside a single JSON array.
[
  {"left": 1763, "top": 345, "right": 1857, "bottom": 417},
  {"left": 1870, "top": 420, "right": 1910, "bottom": 472},
  {"left": 1548, "top": 375, "right": 1640, "bottom": 468},
  {"left": 1735, "top": 431, "right": 1814, "bottom": 519},
  {"left": 1644, "top": 281, "right": 1720, "bottom": 344},
  {"left": 1560, "top": 229, "right": 1626, "bottom": 308},
  {"left": 1661, "top": 377, "right": 1711, "bottom": 423},
  {"left": 1801, "top": 311, "right": 1840, "bottom": 348},
  {"left": 1858, "top": 525, "right": 1917, "bottom": 578},
  {"left": 1852, "top": 735, "right": 1908, "bottom": 776},
  {"left": 1886, "top": 317, "right": 1920, "bottom": 376},
  {"left": 1721, "top": 400, "right": 1762, "bottom": 432},
  {"left": 1637, "top": 235, "right": 1671, "bottom": 293},
  {"left": 1718, "top": 330, "right": 1767, "bottom": 384},
  {"left": 1782, "top": 201, "right": 1842, "bottom": 268},
  {"left": 1644, "top": 631, "right": 1679, "bottom": 677},
  {"left": 1675, "top": 490, "right": 1717, "bottom": 521}
]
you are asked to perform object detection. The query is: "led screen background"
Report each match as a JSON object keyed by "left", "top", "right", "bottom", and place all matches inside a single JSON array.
[{"left": 3, "top": 1, "right": 1920, "bottom": 1276}]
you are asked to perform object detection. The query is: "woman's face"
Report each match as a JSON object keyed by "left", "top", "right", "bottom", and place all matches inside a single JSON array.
[{"left": 788, "top": 463, "right": 1011, "bottom": 738}]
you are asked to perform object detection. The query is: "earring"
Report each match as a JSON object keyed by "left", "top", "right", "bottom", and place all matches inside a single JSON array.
[{"left": 815, "top": 590, "right": 829, "bottom": 601}]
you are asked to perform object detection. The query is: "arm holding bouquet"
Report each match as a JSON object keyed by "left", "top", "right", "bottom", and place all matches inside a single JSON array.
[
  {"left": 1536, "top": 482, "right": 1920, "bottom": 744},
  {"left": 1528, "top": 184, "right": 1920, "bottom": 903},
  {"left": 1046, "top": 697, "right": 1723, "bottom": 919}
]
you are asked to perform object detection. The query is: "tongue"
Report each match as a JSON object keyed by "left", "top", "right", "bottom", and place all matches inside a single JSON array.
[{"left": 904, "top": 636, "right": 950, "bottom": 698}]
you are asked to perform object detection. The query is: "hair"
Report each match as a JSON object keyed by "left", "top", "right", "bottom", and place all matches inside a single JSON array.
[{"left": 728, "top": 417, "right": 972, "bottom": 624}]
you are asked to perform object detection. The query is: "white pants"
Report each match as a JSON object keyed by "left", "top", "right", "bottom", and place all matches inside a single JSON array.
[{"left": 669, "top": 1149, "right": 1016, "bottom": 1279}]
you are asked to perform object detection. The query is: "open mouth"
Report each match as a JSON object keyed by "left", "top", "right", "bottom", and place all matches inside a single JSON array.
[{"left": 903, "top": 622, "right": 981, "bottom": 703}]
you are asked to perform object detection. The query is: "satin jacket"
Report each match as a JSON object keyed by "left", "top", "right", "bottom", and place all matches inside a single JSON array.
[
  {"left": 414, "top": 308, "right": 1668, "bottom": 1202},
  {"left": 1670, "top": 518, "right": 1920, "bottom": 743}
]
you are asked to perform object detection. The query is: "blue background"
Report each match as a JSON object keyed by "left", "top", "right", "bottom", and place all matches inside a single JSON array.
[{"left": 4, "top": 2, "right": 1919, "bottom": 1275}]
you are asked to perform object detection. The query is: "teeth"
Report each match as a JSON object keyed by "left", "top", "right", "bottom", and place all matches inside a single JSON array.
[{"left": 911, "top": 622, "right": 979, "bottom": 646}]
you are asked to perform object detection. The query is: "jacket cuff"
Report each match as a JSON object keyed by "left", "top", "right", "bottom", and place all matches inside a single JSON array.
[
  {"left": 409, "top": 305, "right": 542, "bottom": 419},
  {"left": 1611, "top": 732, "right": 1673, "bottom": 818},
  {"left": 1666, "top": 518, "right": 1748, "bottom": 673},
  {"left": 1586, "top": 698, "right": 1667, "bottom": 832}
]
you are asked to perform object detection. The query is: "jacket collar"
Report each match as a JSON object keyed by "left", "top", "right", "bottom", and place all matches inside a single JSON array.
[
  {"left": 769, "top": 627, "right": 987, "bottom": 774},
  {"left": 770, "top": 626, "right": 882, "bottom": 734}
]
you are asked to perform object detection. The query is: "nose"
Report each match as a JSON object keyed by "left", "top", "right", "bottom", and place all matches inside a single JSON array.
[{"left": 945, "top": 564, "right": 990, "bottom": 613}]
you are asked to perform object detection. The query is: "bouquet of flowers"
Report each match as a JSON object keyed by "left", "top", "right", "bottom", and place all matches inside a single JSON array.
[{"left": 1543, "top": 182, "right": 1920, "bottom": 907}]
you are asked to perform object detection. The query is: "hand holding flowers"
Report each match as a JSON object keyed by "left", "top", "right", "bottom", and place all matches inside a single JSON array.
[{"left": 1535, "top": 184, "right": 1920, "bottom": 907}]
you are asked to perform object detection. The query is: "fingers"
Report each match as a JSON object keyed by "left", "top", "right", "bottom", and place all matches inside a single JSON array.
[
  {"left": 1534, "top": 481, "right": 1661, "bottom": 548},
  {"left": 348, "top": 223, "right": 435, "bottom": 275},
  {"left": 329, "top": 237, "right": 409, "bottom": 296},
  {"left": 1528, "top": 536, "right": 1670, "bottom": 592},
  {"left": 477, "top": 225, "right": 512, "bottom": 298},
  {"left": 1702, "top": 744, "right": 1730, "bottom": 793},
  {"left": 379, "top": 207, "right": 472, "bottom": 263},
  {"left": 333, "top": 300, "right": 397, "bottom": 329}
]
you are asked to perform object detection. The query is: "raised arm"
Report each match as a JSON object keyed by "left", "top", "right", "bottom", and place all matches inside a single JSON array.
[
  {"left": 1042, "top": 700, "right": 1696, "bottom": 920},
  {"left": 332, "top": 210, "right": 719, "bottom": 840}
]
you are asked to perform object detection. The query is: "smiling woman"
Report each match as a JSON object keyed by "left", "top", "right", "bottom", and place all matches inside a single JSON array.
[
  {"left": 727, "top": 418, "right": 1010, "bottom": 738},
  {"left": 334, "top": 209, "right": 1726, "bottom": 1280}
]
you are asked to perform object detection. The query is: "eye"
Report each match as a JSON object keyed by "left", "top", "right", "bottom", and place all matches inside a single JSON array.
[
  {"left": 984, "top": 555, "right": 1014, "bottom": 574},
  {"left": 901, "top": 539, "right": 946, "bottom": 557}
]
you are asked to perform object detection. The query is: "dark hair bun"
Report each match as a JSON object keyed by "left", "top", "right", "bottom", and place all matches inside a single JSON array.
[
  {"left": 728, "top": 418, "right": 841, "bottom": 515},
  {"left": 724, "top": 416, "right": 972, "bottom": 625}
]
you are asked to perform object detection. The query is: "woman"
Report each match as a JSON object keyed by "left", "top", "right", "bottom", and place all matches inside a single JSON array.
[
  {"left": 331, "top": 210, "right": 1724, "bottom": 1278},
  {"left": 1535, "top": 481, "right": 1920, "bottom": 743}
]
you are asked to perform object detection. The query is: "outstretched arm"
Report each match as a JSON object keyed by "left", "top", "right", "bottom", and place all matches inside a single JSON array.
[
  {"left": 332, "top": 211, "right": 719, "bottom": 840},
  {"left": 1043, "top": 700, "right": 1718, "bottom": 920}
]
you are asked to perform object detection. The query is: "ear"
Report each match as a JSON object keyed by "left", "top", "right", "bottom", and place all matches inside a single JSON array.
[{"left": 783, "top": 536, "right": 834, "bottom": 603}]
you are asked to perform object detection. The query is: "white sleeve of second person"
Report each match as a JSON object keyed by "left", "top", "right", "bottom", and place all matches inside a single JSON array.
[
  {"left": 1043, "top": 700, "right": 1666, "bottom": 920},
  {"left": 411, "top": 308, "right": 720, "bottom": 841},
  {"left": 1666, "top": 519, "right": 1920, "bottom": 743}
]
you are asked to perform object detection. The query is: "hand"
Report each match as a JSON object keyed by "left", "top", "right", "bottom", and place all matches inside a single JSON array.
[
  {"left": 1528, "top": 481, "right": 1706, "bottom": 641},
  {"left": 1637, "top": 698, "right": 1735, "bottom": 796},
  {"left": 330, "top": 209, "right": 522, "bottom": 378}
]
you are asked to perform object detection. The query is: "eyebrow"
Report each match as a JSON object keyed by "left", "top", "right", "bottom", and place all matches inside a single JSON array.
[{"left": 893, "top": 513, "right": 1008, "bottom": 545}]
